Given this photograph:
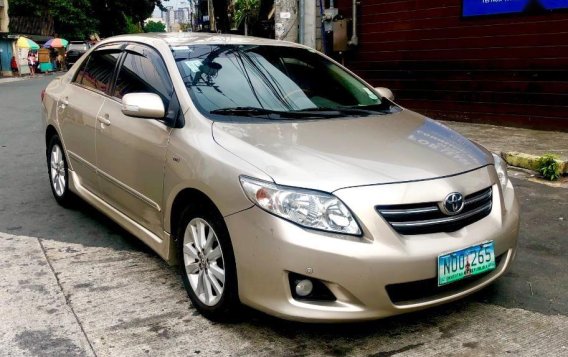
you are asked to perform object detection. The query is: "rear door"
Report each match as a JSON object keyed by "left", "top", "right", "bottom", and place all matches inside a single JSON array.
[
  {"left": 95, "top": 43, "right": 175, "bottom": 237},
  {"left": 57, "top": 46, "right": 121, "bottom": 192}
]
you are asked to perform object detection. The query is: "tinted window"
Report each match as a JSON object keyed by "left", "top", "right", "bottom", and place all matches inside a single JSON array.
[
  {"left": 68, "top": 43, "right": 89, "bottom": 51},
  {"left": 78, "top": 51, "right": 120, "bottom": 93},
  {"left": 112, "top": 47, "right": 172, "bottom": 104},
  {"left": 172, "top": 45, "right": 396, "bottom": 118}
]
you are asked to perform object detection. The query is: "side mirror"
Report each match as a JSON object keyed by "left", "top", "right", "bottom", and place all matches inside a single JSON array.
[
  {"left": 374, "top": 87, "right": 395, "bottom": 101},
  {"left": 121, "top": 93, "right": 165, "bottom": 119}
]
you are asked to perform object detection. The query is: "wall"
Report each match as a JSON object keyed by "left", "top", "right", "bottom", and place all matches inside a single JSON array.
[
  {"left": 0, "top": 0, "right": 11, "bottom": 75},
  {"left": 0, "top": 0, "right": 8, "bottom": 33},
  {"left": 338, "top": 0, "right": 568, "bottom": 131}
]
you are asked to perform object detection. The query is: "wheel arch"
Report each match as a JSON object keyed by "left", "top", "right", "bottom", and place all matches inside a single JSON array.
[
  {"left": 45, "top": 124, "right": 59, "bottom": 147},
  {"left": 169, "top": 187, "right": 225, "bottom": 244}
]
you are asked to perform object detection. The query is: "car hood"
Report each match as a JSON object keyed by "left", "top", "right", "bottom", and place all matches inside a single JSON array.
[{"left": 212, "top": 110, "right": 492, "bottom": 192}]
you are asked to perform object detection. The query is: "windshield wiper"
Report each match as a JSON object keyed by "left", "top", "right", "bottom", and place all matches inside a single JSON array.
[
  {"left": 293, "top": 107, "right": 374, "bottom": 115},
  {"left": 210, "top": 106, "right": 276, "bottom": 116},
  {"left": 210, "top": 106, "right": 340, "bottom": 118}
]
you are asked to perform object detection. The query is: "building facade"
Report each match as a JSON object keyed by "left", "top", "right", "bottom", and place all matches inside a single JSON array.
[
  {"left": 0, "top": 0, "right": 14, "bottom": 76},
  {"left": 329, "top": 0, "right": 568, "bottom": 131}
]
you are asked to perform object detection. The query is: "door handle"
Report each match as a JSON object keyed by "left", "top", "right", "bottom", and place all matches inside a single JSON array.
[{"left": 97, "top": 115, "right": 111, "bottom": 126}]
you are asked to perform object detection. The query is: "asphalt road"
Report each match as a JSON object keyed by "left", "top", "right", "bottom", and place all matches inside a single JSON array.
[{"left": 0, "top": 77, "right": 567, "bottom": 357}]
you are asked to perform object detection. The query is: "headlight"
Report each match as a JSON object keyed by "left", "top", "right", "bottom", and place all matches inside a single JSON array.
[
  {"left": 492, "top": 153, "right": 509, "bottom": 190},
  {"left": 239, "top": 176, "right": 362, "bottom": 236}
]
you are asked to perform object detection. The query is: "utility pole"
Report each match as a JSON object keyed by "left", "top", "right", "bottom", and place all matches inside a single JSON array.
[
  {"left": 275, "top": 0, "right": 298, "bottom": 42},
  {"left": 207, "top": 0, "right": 216, "bottom": 32}
]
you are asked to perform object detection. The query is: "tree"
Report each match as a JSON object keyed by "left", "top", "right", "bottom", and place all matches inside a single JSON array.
[
  {"left": 8, "top": 0, "right": 169, "bottom": 39},
  {"left": 125, "top": 16, "right": 143, "bottom": 34},
  {"left": 89, "top": 0, "right": 163, "bottom": 36},
  {"left": 144, "top": 20, "right": 166, "bottom": 33},
  {"left": 51, "top": 0, "right": 98, "bottom": 39},
  {"left": 232, "top": 0, "right": 260, "bottom": 36},
  {"left": 9, "top": 0, "right": 97, "bottom": 39}
]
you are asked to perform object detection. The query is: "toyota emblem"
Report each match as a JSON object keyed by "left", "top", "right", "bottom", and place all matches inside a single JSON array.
[{"left": 441, "top": 192, "right": 465, "bottom": 215}]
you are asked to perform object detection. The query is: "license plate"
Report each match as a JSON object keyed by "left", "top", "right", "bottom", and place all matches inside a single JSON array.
[{"left": 437, "top": 241, "right": 496, "bottom": 286}]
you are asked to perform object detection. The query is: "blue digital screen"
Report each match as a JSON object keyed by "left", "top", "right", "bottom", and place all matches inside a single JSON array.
[
  {"left": 463, "top": 0, "right": 568, "bottom": 17},
  {"left": 538, "top": 0, "right": 568, "bottom": 9}
]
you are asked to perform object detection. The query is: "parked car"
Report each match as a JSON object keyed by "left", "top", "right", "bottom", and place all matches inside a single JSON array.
[
  {"left": 41, "top": 33, "right": 519, "bottom": 322},
  {"left": 65, "top": 41, "right": 91, "bottom": 68}
]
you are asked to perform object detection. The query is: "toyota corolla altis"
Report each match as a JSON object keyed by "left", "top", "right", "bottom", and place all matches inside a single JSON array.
[{"left": 41, "top": 33, "right": 519, "bottom": 322}]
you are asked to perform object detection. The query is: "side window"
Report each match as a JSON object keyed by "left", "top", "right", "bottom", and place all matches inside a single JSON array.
[
  {"left": 77, "top": 51, "right": 120, "bottom": 93},
  {"left": 112, "top": 47, "right": 173, "bottom": 105}
]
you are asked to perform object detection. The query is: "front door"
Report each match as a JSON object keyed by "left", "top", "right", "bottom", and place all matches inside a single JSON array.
[{"left": 95, "top": 44, "right": 175, "bottom": 237}]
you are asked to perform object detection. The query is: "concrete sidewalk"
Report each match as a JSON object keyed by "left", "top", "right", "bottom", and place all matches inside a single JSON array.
[
  {"left": 0, "top": 233, "right": 95, "bottom": 356},
  {"left": 2, "top": 231, "right": 567, "bottom": 357},
  {"left": 0, "top": 72, "right": 63, "bottom": 84},
  {"left": 442, "top": 121, "right": 568, "bottom": 176},
  {"left": 442, "top": 121, "right": 568, "bottom": 160}
]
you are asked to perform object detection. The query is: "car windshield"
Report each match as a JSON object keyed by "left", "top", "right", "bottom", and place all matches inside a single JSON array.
[
  {"left": 68, "top": 43, "right": 88, "bottom": 51},
  {"left": 171, "top": 44, "right": 398, "bottom": 120}
]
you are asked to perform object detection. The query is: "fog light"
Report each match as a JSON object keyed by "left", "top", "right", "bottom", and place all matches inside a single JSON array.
[
  {"left": 289, "top": 273, "right": 336, "bottom": 301},
  {"left": 295, "top": 279, "right": 313, "bottom": 297}
]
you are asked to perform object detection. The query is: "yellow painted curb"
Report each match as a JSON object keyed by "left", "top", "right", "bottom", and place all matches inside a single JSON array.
[{"left": 501, "top": 152, "right": 568, "bottom": 174}]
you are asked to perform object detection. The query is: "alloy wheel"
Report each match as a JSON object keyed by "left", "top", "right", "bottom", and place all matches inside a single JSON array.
[
  {"left": 50, "top": 144, "right": 66, "bottom": 197},
  {"left": 182, "top": 218, "right": 226, "bottom": 306}
]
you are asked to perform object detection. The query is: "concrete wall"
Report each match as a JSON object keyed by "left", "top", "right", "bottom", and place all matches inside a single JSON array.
[
  {"left": 0, "top": 0, "right": 13, "bottom": 76},
  {"left": 0, "top": 0, "right": 9, "bottom": 33}
]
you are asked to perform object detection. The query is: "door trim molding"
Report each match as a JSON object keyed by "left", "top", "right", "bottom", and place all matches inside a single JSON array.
[
  {"left": 97, "top": 168, "right": 162, "bottom": 212},
  {"left": 67, "top": 150, "right": 97, "bottom": 171}
]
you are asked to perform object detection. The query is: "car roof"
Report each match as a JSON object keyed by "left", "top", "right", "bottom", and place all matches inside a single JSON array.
[{"left": 96, "top": 32, "right": 305, "bottom": 49}]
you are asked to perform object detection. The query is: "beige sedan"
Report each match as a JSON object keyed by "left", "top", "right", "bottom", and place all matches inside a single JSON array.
[{"left": 41, "top": 33, "right": 519, "bottom": 322}]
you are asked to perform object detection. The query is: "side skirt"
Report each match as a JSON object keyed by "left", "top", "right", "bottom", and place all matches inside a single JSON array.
[{"left": 68, "top": 169, "right": 175, "bottom": 264}]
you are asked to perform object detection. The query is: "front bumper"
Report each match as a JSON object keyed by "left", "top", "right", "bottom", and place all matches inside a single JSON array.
[{"left": 225, "top": 166, "right": 520, "bottom": 322}]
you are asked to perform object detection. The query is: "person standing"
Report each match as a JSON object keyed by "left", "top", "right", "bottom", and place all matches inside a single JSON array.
[
  {"left": 27, "top": 52, "right": 37, "bottom": 77},
  {"left": 10, "top": 56, "right": 19, "bottom": 76},
  {"left": 50, "top": 48, "right": 57, "bottom": 72}
]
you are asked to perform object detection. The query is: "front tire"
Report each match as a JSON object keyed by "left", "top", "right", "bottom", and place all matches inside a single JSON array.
[
  {"left": 47, "top": 135, "right": 74, "bottom": 207},
  {"left": 177, "top": 206, "right": 240, "bottom": 321}
]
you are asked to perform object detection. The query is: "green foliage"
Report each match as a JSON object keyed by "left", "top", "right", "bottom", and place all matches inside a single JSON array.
[
  {"left": 537, "top": 154, "right": 561, "bottom": 181},
  {"left": 8, "top": 0, "right": 44, "bottom": 17},
  {"left": 9, "top": 0, "right": 98, "bottom": 39},
  {"left": 51, "top": 0, "right": 98, "bottom": 39},
  {"left": 125, "top": 16, "right": 142, "bottom": 34},
  {"left": 8, "top": 0, "right": 168, "bottom": 38},
  {"left": 232, "top": 0, "right": 260, "bottom": 35},
  {"left": 144, "top": 20, "right": 166, "bottom": 33}
]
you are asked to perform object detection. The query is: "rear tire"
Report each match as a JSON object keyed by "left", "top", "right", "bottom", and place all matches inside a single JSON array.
[
  {"left": 177, "top": 205, "right": 240, "bottom": 321},
  {"left": 47, "top": 134, "right": 74, "bottom": 207}
]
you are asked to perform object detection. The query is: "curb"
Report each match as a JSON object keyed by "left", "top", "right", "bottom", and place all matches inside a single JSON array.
[
  {"left": 0, "top": 77, "right": 27, "bottom": 84},
  {"left": 501, "top": 151, "right": 568, "bottom": 175},
  {"left": 0, "top": 72, "right": 65, "bottom": 85}
]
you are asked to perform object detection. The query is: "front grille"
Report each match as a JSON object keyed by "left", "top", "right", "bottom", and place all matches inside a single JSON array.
[
  {"left": 376, "top": 187, "right": 493, "bottom": 235},
  {"left": 386, "top": 253, "right": 504, "bottom": 305}
]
